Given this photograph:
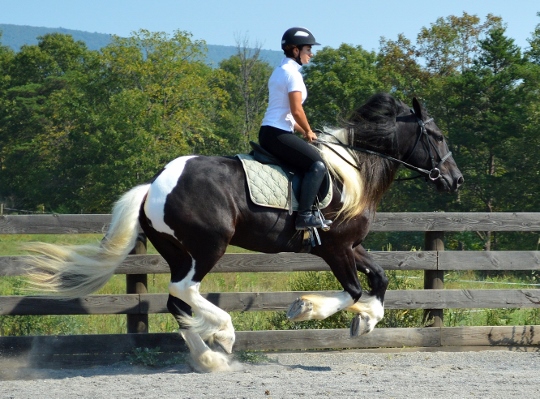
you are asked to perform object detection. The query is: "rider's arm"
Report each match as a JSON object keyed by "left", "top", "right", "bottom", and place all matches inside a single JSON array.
[{"left": 289, "top": 91, "right": 317, "bottom": 142}]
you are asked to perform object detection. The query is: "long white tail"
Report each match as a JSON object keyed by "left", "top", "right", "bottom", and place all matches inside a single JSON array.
[{"left": 24, "top": 184, "right": 151, "bottom": 298}]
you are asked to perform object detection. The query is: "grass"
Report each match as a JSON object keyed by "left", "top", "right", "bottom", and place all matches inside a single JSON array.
[
  {"left": 1, "top": 234, "right": 539, "bottom": 336},
  {"left": 443, "top": 270, "right": 540, "bottom": 327}
]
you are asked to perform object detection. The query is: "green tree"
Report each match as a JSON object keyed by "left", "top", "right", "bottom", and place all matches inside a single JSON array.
[
  {"left": 0, "top": 31, "right": 15, "bottom": 188},
  {"left": 442, "top": 28, "right": 525, "bottom": 249},
  {"left": 415, "top": 13, "right": 505, "bottom": 180},
  {"left": 216, "top": 39, "right": 272, "bottom": 153},
  {"left": 8, "top": 33, "right": 88, "bottom": 86},
  {"left": 416, "top": 12, "right": 502, "bottom": 76},
  {"left": 303, "top": 44, "right": 383, "bottom": 127},
  {"left": 418, "top": 13, "right": 505, "bottom": 141},
  {"left": 377, "top": 33, "right": 429, "bottom": 99},
  {"left": 0, "top": 34, "right": 91, "bottom": 212},
  {"left": 0, "top": 30, "right": 229, "bottom": 212},
  {"left": 56, "top": 30, "right": 229, "bottom": 211},
  {"left": 0, "top": 30, "right": 14, "bottom": 91},
  {"left": 525, "top": 12, "right": 540, "bottom": 64}
]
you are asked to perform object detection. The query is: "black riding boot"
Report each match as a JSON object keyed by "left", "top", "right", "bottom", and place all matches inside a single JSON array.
[{"left": 295, "top": 161, "right": 333, "bottom": 230}]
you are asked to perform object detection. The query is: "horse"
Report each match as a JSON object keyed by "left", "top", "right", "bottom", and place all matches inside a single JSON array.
[{"left": 25, "top": 93, "right": 463, "bottom": 372}]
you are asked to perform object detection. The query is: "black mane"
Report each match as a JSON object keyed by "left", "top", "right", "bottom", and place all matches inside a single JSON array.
[
  {"left": 333, "top": 93, "right": 411, "bottom": 208},
  {"left": 347, "top": 93, "right": 409, "bottom": 156}
]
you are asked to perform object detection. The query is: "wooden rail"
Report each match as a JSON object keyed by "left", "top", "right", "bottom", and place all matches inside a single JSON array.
[{"left": 0, "top": 212, "right": 539, "bottom": 362}]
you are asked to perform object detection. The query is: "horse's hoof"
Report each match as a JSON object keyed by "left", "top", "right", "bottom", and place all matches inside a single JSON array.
[
  {"left": 214, "top": 331, "right": 235, "bottom": 354},
  {"left": 287, "top": 298, "right": 313, "bottom": 321},
  {"left": 350, "top": 314, "right": 371, "bottom": 337}
]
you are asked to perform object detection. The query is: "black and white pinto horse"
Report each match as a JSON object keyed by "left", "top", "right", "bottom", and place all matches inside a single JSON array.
[{"left": 26, "top": 93, "right": 463, "bottom": 372}]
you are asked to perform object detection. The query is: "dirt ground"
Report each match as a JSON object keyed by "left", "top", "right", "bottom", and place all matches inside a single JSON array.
[{"left": 1, "top": 349, "right": 539, "bottom": 398}]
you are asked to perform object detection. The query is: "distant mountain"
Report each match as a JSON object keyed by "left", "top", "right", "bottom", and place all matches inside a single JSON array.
[
  {"left": 0, "top": 24, "right": 112, "bottom": 51},
  {"left": 0, "top": 24, "right": 282, "bottom": 67},
  {"left": 205, "top": 44, "right": 282, "bottom": 68}
]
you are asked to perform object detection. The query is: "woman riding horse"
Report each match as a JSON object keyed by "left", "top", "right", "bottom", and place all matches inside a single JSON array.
[
  {"left": 259, "top": 27, "right": 332, "bottom": 230},
  {"left": 25, "top": 93, "right": 463, "bottom": 372}
]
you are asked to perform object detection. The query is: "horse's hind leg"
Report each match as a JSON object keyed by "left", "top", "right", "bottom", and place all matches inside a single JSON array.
[
  {"left": 168, "top": 256, "right": 235, "bottom": 354},
  {"left": 180, "top": 328, "right": 231, "bottom": 373},
  {"left": 139, "top": 222, "right": 235, "bottom": 372},
  {"left": 165, "top": 248, "right": 236, "bottom": 372},
  {"left": 157, "top": 239, "right": 234, "bottom": 350}
]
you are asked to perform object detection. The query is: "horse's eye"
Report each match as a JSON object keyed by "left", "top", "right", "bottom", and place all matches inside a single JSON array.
[{"left": 434, "top": 135, "right": 444, "bottom": 143}]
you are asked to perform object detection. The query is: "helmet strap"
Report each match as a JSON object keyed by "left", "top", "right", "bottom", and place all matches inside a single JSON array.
[{"left": 294, "top": 46, "right": 303, "bottom": 66}]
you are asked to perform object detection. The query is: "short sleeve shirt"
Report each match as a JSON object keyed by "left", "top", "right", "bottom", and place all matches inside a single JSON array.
[{"left": 261, "top": 57, "right": 307, "bottom": 132}]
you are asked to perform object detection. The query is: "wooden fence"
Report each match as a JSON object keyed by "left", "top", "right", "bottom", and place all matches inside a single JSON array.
[{"left": 0, "top": 212, "right": 539, "bottom": 364}]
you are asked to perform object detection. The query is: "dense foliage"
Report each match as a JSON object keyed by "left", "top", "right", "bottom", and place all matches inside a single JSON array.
[{"left": 1, "top": 13, "right": 539, "bottom": 252}]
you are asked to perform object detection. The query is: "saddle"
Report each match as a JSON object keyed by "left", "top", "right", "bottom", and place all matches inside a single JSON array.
[{"left": 235, "top": 142, "right": 332, "bottom": 214}]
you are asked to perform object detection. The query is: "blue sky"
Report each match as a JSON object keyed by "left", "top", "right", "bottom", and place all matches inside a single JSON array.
[{"left": 1, "top": 0, "right": 539, "bottom": 52}]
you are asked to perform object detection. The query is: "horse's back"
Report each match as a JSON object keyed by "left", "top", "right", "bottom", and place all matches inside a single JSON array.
[{"left": 143, "top": 155, "right": 246, "bottom": 238}]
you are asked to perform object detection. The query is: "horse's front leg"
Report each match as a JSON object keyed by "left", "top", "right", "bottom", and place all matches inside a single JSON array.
[
  {"left": 287, "top": 291, "right": 357, "bottom": 321},
  {"left": 287, "top": 248, "right": 360, "bottom": 322},
  {"left": 346, "top": 244, "right": 388, "bottom": 336}
]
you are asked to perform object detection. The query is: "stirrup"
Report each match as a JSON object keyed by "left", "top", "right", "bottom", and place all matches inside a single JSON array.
[
  {"left": 296, "top": 212, "right": 332, "bottom": 231},
  {"left": 315, "top": 209, "right": 332, "bottom": 229}
]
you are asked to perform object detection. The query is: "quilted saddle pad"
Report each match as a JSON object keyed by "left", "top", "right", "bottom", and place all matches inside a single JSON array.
[{"left": 236, "top": 153, "right": 332, "bottom": 211}]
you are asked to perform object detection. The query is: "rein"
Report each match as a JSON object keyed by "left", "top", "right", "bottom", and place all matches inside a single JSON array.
[{"left": 315, "top": 114, "right": 452, "bottom": 182}]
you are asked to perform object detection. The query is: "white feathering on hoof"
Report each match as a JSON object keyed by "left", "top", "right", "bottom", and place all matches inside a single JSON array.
[
  {"left": 23, "top": 184, "right": 151, "bottom": 298},
  {"left": 180, "top": 330, "right": 239, "bottom": 373},
  {"left": 176, "top": 312, "right": 235, "bottom": 354}
]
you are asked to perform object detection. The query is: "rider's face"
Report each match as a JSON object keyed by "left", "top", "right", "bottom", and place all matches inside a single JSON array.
[{"left": 299, "top": 46, "right": 313, "bottom": 64}]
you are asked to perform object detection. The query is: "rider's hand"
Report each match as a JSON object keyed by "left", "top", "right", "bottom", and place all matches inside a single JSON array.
[{"left": 304, "top": 130, "right": 317, "bottom": 142}]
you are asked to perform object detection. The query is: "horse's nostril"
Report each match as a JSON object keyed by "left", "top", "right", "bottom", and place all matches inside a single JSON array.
[{"left": 456, "top": 176, "right": 464, "bottom": 188}]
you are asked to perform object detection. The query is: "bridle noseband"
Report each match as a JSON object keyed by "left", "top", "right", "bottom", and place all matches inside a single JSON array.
[{"left": 316, "top": 111, "right": 452, "bottom": 182}]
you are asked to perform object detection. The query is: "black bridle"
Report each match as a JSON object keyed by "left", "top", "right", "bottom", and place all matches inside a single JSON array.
[{"left": 315, "top": 112, "right": 452, "bottom": 181}]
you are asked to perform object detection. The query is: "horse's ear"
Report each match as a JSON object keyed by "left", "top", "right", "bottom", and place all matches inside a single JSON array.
[{"left": 412, "top": 97, "right": 423, "bottom": 118}]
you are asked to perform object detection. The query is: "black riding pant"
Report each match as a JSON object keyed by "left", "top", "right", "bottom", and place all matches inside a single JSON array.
[
  {"left": 259, "top": 125, "right": 326, "bottom": 213},
  {"left": 259, "top": 125, "right": 324, "bottom": 172}
]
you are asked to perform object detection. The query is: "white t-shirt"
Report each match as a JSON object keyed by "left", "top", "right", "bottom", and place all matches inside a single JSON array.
[{"left": 261, "top": 57, "right": 307, "bottom": 132}]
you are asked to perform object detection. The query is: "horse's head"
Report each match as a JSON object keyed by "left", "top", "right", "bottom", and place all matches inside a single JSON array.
[
  {"left": 317, "top": 93, "right": 463, "bottom": 219},
  {"left": 397, "top": 98, "right": 464, "bottom": 192}
]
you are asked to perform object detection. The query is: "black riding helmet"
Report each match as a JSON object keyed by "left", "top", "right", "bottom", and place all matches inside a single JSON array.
[{"left": 281, "top": 27, "right": 320, "bottom": 50}]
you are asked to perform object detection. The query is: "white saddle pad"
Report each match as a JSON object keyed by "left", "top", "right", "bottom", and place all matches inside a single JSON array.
[{"left": 236, "top": 154, "right": 332, "bottom": 211}]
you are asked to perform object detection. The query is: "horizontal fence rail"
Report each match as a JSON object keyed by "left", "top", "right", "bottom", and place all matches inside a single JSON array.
[
  {"left": 2, "top": 212, "right": 540, "bottom": 234},
  {"left": 0, "top": 212, "right": 539, "bottom": 363},
  {"left": 2, "top": 250, "right": 540, "bottom": 276},
  {"left": 1, "top": 289, "right": 539, "bottom": 315}
]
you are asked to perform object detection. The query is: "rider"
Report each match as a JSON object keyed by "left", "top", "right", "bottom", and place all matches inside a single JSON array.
[{"left": 259, "top": 27, "right": 332, "bottom": 230}]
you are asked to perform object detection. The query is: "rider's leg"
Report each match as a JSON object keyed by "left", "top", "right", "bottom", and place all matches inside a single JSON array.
[
  {"left": 259, "top": 126, "right": 332, "bottom": 229},
  {"left": 295, "top": 160, "right": 331, "bottom": 229}
]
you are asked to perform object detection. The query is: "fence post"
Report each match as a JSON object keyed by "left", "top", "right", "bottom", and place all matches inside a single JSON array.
[
  {"left": 423, "top": 231, "right": 444, "bottom": 327},
  {"left": 126, "top": 233, "right": 149, "bottom": 333}
]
